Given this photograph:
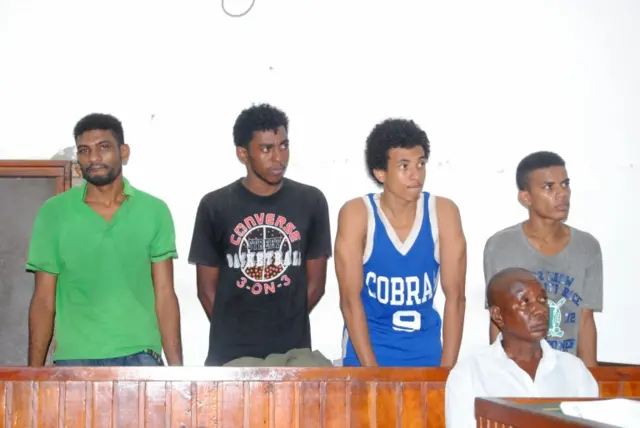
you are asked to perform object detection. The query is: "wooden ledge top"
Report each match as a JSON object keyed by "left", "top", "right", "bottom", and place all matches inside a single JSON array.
[
  {"left": 0, "top": 366, "right": 638, "bottom": 382},
  {"left": 0, "top": 367, "right": 451, "bottom": 382},
  {"left": 0, "top": 160, "right": 71, "bottom": 168}
]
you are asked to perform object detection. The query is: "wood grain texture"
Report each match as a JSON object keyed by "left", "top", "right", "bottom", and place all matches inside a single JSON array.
[{"left": 0, "top": 367, "right": 638, "bottom": 428}]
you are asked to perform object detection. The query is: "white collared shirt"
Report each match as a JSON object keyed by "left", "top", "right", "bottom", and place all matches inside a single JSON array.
[{"left": 445, "top": 334, "right": 599, "bottom": 428}]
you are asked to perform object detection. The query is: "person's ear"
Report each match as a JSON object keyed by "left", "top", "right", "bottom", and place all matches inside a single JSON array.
[
  {"left": 373, "top": 168, "right": 386, "bottom": 184},
  {"left": 518, "top": 189, "right": 531, "bottom": 209},
  {"left": 236, "top": 146, "right": 248, "bottom": 165},
  {"left": 119, "top": 144, "right": 131, "bottom": 166},
  {"left": 490, "top": 306, "right": 505, "bottom": 329}
]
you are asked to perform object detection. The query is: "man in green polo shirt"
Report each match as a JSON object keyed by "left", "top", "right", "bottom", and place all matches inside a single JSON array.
[{"left": 26, "top": 113, "right": 183, "bottom": 366}]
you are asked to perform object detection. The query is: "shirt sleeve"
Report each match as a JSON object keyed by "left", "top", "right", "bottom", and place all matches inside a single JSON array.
[
  {"left": 580, "top": 238, "right": 603, "bottom": 312},
  {"left": 25, "top": 199, "right": 61, "bottom": 275},
  {"left": 188, "top": 195, "right": 224, "bottom": 268},
  {"left": 305, "top": 189, "right": 332, "bottom": 260},
  {"left": 445, "top": 365, "right": 478, "bottom": 428},
  {"left": 150, "top": 200, "right": 179, "bottom": 263}
]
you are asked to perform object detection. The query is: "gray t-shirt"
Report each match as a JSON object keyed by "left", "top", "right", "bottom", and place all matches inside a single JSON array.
[{"left": 483, "top": 223, "right": 603, "bottom": 356}]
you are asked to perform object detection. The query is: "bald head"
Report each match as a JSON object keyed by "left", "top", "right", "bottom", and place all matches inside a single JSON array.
[
  {"left": 487, "top": 267, "right": 550, "bottom": 342},
  {"left": 486, "top": 267, "right": 539, "bottom": 308}
]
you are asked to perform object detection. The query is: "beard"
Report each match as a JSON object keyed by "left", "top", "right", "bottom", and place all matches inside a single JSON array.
[{"left": 81, "top": 163, "right": 121, "bottom": 186}]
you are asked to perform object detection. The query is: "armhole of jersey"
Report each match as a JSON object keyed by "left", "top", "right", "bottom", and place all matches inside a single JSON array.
[
  {"left": 428, "top": 194, "right": 440, "bottom": 264},
  {"left": 363, "top": 195, "right": 375, "bottom": 264}
]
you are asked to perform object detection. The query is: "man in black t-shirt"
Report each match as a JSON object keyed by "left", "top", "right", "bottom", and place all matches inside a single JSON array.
[{"left": 188, "top": 103, "right": 332, "bottom": 366}]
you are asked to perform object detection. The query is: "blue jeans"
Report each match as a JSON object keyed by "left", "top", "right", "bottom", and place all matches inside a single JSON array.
[{"left": 54, "top": 350, "right": 164, "bottom": 367}]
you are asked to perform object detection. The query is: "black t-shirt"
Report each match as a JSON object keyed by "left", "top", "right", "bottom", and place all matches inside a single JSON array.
[{"left": 188, "top": 178, "right": 332, "bottom": 366}]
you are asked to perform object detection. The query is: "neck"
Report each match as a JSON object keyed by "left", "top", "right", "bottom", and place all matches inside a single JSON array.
[
  {"left": 379, "top": 190, "right": 416, "bottom": 221},
  {"left": 242, "top": 175, "right": 283, "bottom": 197},
  {"left": 524, "top": 215, "right": 566, "bottom": 240},
  {"left": 85, "top": 176, "right": 124, "bottom": 203},
  {"left": 501, "top": 335, "right": 543, "bottom": 362}
]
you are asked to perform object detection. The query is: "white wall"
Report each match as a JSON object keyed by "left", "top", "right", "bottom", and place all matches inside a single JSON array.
[{"left": 1, "top": 0, "right": 638, "bottom": 365}]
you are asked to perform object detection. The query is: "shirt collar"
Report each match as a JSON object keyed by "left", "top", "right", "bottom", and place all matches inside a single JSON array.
[
  {"left": 491, "top": 332, "right": 557, "bottom": 366},
  {"left": 80, "top": 176, "right": 135, "bottom": 200}
]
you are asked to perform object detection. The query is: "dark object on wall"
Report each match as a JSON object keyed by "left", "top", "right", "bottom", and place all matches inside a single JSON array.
[{"left": 0, "top": 160, "right": 72, "bottom": 366}]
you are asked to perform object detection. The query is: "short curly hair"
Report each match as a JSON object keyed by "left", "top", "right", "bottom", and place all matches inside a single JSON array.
[
  {"left": 73, "top": 113, "right": 124, "bottom": 146},
  {"left": 233, "top": 103, "right": 289, "bottom": 148},
  {"left": 516, "top": 151, "right": 565, "bottom": 191},
  {"left": 365, "top": 118, "right": 430, "bottom": 185}
]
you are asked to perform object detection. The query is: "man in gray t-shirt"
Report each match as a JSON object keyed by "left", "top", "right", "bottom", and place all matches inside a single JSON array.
[{"left": 483, "top": 151, "right": 603, "bottom": 366}]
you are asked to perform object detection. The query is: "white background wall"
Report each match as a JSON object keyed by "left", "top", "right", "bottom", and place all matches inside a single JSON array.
[{"left": 1, "top": 0, "right": 638, "bottom": 365}]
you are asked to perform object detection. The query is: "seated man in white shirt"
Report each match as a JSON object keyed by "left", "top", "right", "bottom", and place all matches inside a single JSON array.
[{"left": 445, "top": 267, "right": 599, "bottom": 428}]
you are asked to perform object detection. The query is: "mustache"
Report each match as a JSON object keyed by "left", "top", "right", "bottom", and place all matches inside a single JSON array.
[{"left": 85, "top": 163, "right": 109, "bottom": 171}]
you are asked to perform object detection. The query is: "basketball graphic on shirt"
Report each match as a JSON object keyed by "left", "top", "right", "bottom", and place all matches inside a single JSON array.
[{"left": 238, "top": 225, "right": 291, "bottom": 282}]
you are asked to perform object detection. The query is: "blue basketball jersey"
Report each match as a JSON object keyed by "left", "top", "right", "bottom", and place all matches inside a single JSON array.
[{"left": 342, "top": 192, "right": 442, "bottom": 367}]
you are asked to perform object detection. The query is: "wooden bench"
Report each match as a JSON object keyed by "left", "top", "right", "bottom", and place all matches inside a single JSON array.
[{"left": 0, "top": 366, "right": 638, "bottom": 427}]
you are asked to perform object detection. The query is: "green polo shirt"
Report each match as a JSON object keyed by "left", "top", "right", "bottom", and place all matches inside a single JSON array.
[{"left": 25, "top": 178, "right": 178, "bottom": 361}]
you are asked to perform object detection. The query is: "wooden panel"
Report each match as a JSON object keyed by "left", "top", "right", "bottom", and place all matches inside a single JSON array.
[
  {"left": 0, "top": 367, "right": 447, "bottom": 427},
  {"left": 591, "top": 366, "right": 640, "bottom": 398},
  {"left": 0, "top": 160, "right": 72, "bottom": 171},
  {"left": 0, "top": 367, "right": 639, "bottom": 428},
  {"left": 0, "top": 177, "right": 57, "bottom": 366},
  {"left": 0, "top": 160, "right": 73, "bottom": 368},
  {"left": 475, "top": 397, "right": 635, "bottom": 428},
  {"left": 0, "top": 160, "right": 72, "bottom": 192}
]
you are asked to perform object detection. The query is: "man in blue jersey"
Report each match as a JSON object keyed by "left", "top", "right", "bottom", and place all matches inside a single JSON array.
[{"left": 335, "top": 118, "right": 467, "bottom": 367}]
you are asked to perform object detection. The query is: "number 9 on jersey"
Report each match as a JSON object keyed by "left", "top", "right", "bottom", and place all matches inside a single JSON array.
[{"left": 392, "top": 310, "right": 421, "bottom": 332}]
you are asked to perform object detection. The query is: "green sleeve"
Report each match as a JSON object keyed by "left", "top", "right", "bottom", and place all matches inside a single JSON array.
[
  {"left": 25, "top": 199, "right": 61, "bottom": 275},
  {"left": 150, "top": 200, "right": 178, "bottom": 263}
]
